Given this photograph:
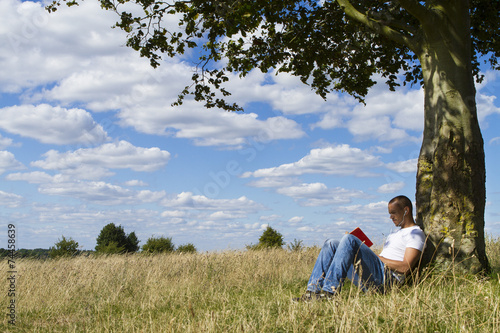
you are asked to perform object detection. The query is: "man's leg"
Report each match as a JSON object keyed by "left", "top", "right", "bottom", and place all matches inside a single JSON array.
[
  {"left": 306, "top": 238, "right": 339, "bottom": 293},
  {"left": 322, "top": 234, "right": 385, "bottom": 293}
]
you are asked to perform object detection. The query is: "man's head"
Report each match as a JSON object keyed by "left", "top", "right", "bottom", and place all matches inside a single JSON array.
[{"left": 388, "top": 195, "right": 413, "bottom": 227}]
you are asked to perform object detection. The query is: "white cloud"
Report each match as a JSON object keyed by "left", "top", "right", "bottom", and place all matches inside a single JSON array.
[
  {"left": 385, "top": 158, "right": 418, "bottom": 173},
  {"left": 0, "top": 151, "right": 25, "bottom": 174},
  {"left": 288, "top": 216, "right": 304, "bottom": 224},
  {"left": 260, "top": 214, "right": 281, "bottom": 221},
  {"left": 0, "top": 0, "right": 308, "bottom": 151},
  {"left": 0, "top": 104, "right": 108, "bottom": 145},
  {"left": 124, "top": 180, "right": 148, "bottom": 187},
  {"left": 161, "top": 191, "right": 265, "bottom": 213},
  {"left": 335, "top": 201, "right": 394, "bottom": 225},
  {"left": 0, "top": 134, "right": 15, "bottom": 150},
  {"left": 279, "top": 183, "right": 365, "bottom": 207},
  {"left": 8, "top": 171, "right": 166, "bottom": 206},
  {"left": 38, "top": 179, "right": 166, "bottom": 205},
  {"left": 6, "top": 171, "right": 54, "bottom": 183},
  {"left": 244, "top": 222, "right": 261, "bottom": 230},
  {"left": 0, "top": 190, "right": 23, "bottom": 208},
  {"left": 0, "top": 0, "right": 131, "bottom": 93},
  {"left": 118, "top": 102, "right": 305, "bottom": 148},
  {"left": 246, "top": 177, "right": 299, "bottom": 188},
  {"left": 208, "top": 211, "right": 245, "bottom": 220},
  {"left": 38, "top": 58, "right": 156, "bottom": 108},
  {"left": 31, "top": 141, "right": 170, "bottom": 178},
  {"left": 243, "top": 144, "right": 383, "bottom": 178},
  {"left": 227, "top": 70, "right": 343, "bottom": 115},
  {"left": 312, "top": 77, "right": 424, "bottom": 143},
  {"left": 377, "top": 181, "right": 406, "bottom": 194},
  {"left": 161, "top": 210, "right": 187, "bottom": 218},
  {"left": 476, "top": 71, "right": 500, "bottom": 125}
]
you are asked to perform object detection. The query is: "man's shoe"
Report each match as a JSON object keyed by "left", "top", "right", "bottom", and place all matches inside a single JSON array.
[{"left": 292, "top": 290, "right": 335, "bottom": 302}]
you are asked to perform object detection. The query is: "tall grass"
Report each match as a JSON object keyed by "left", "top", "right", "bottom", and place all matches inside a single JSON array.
[{"left": 1, "top": 237, "right": 499, "bottom": 332}]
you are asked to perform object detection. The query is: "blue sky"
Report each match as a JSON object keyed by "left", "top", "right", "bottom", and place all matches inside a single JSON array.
[{"left": 1, "top": 0, "right": 499, "bottom": 251}]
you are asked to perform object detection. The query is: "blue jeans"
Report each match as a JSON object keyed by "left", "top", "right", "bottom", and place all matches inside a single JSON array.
[{"left": 307, "top": 234, "right": 391, "bottom": 294}]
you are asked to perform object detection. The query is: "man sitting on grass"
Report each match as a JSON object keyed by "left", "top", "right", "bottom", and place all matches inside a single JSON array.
[{"left": 294, "top": 195, "right": 426, "bottom": 302}]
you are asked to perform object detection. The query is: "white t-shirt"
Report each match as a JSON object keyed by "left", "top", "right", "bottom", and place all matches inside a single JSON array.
[{"left": 379, "top": 226, "right": 425, "bottom": 261}]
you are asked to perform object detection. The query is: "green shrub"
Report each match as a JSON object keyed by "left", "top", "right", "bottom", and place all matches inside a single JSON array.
[
  {"left": 142, "top": 236, "right": 175, "bottom": 254},
  {"left": 177, "top": 243, "right": 197, "bottom": 253},
  {"left": 49, "top": 236, "right": 79, "bottom": 258},
  {"left": 287, "top": 238, "right": 304, "bottom": 252}
]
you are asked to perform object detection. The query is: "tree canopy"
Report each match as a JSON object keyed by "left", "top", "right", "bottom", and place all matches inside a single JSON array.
[
  {"left": 95, "top": 223, "right": 140, "bottom": 254},
  {"left": 47, "top": 0, "right": 499, "bottom": 110},
  {"left": 258, "top": 226, "right": 285, "bottom": 249}
]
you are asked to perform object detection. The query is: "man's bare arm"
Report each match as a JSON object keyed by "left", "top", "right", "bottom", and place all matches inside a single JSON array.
[{"left": 378, "top": 247, "right": 422, "bottom": 274}]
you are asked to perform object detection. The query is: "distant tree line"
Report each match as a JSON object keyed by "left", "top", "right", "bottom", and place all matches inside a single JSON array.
[{"left": 1, "top": 224, "right": 303, "bottom": 259}]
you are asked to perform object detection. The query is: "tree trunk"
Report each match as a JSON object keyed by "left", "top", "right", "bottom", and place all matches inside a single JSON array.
[{"left": 415, "top": 3, "right": 490, "bottom": 274}]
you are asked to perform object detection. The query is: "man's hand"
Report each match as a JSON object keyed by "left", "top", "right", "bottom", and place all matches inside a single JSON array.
[{"left": 378, "top": 247, "right": 422, "bottom": 274}]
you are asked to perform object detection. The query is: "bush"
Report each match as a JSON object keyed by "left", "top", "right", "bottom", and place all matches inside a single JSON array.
[
  {"left": 49, "top": 236, "right": 79, "bottom": 258},
  {"left": 177, "top": 243, "right": 197, "bottom": 253},
  {"left": 287, "top": 239, "right": 304, "bottom": 252},
  {"left": 142, "top": 236, "right": 175, "bottom": 254}
]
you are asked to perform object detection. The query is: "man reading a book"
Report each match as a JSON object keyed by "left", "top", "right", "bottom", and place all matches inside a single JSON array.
[{"left": 294, "top": 195, "right": 425, "bottom": 302}]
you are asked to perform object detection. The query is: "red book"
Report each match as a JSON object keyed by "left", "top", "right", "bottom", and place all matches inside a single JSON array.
[{"left": 350, "top": 227, "right": 373, "bottom": 247}]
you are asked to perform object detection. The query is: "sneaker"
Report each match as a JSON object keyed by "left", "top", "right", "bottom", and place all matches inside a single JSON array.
[{"left": 292, "top": 290, "right": 335, "bottom": 302}]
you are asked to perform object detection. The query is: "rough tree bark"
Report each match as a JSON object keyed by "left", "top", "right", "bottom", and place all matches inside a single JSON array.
[{"left": 414, "top": 2, "right": 489, "bottom": 273}]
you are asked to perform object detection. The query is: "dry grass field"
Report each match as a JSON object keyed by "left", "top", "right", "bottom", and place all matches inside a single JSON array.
[{"left": 1, "top": 236, "right": 500, "bottom": 332}]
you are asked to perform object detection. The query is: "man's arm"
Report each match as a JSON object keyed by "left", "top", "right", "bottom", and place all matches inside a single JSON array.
[{"left": 378, "top": 247, "right": 422, "bottom": 274}]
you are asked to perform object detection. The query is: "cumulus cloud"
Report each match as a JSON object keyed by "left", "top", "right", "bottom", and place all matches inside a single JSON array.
[
  {"left": 242, "top": 144, "right": 383, "bottom": 178},
  {"left": 118, "top": 103, "right": 306, "bottom": 148},
  {"left": 260, "top": 214, "right": 281, "bottom": 222},
  {"left": 124, "top": 180, "right": 148, "bottom": 187},
  {"left": 226, "top": 70, "right": 345, "bottom": 115},
  {"left": 0, "top": 190, "right": 23, "bottom": 208},
  {"left": 7, "top": 170, "right": 166, "bottom": 205},
  {"left": 245, "top": 177, "right": 299, "bottom": 188},
  {"left": 476, "top": 71, "right": 500, "bottom": 125},
  {"left": 276, "top": 183, "right": 365, "bottom": 206},
  {"left": 336, "top": 201, "right": 390, "bottom": 223},
  {"left": 208, "top": 211, "right": 246, "bottom": 220},
  {"left": 385, "top": 158, "right": 418, "bottom": 173},
  {"left": 38, "top": 180, "right": 166, "bottom": 205},
  {"left": 161, "top": 210, "right": 187, "bottom": 218},
  {"left": 6, "top": 171, "right": 54, "bottom": 183},
  {"left": 0, "top": 104, "right": 108, "bottom": 145},
  {"left": 161, "top": 191, "right": 265, "bottom": 213},
  {"left": 31, "top": 141, "right": 170, "bottom": 178},
  {"left": 0, "top": 1, "right": 307, "bottom": 149},
  {"left": 288, "top": 216, "right": 304, "bottom": 224},
  {"left": 312, "top": 76, "right": 424, "bottom": 143},
  {"left": 0, "top": 134, "right": 15, "bottom": 150},
  {"left": 0, "top": 0, "right": 131, "bottom": 92},
  {"left": 377, "top": 181, "right": 406, "bottom": 194},
  {"left": 0, "top": 151, "right": 25, "bottom": 174}
]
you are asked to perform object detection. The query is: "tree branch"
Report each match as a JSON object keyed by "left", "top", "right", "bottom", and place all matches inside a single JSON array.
[
  {"left": 395, "top": 0, "right": 430, "bottom": 22},
  {"left": 335, "top": 0, "right": 416, "bottom": 51}
]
